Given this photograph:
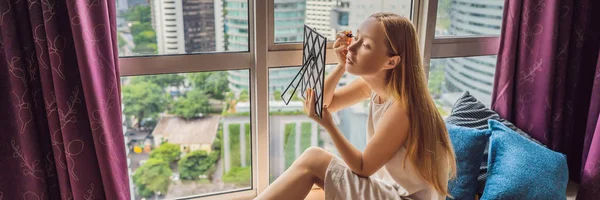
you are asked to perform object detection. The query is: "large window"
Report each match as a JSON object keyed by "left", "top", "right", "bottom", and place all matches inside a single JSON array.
[
  {"left": 117, "top": 0, "right": 249, "bottom": 56},
  {"left": 121, "top": 71, "right": 252, "bottom": 199},
  {"left": 116, "top": 0, "right": 503, "bottom": 199},
  {"left": 267, "top": 66, "right": 369, "bottom": 182},
  {"left": 428, "top": 55, "right": 498, "bottom": 117},
  {"left": 117, "top": 0, "right": 253, "bottom": 199},
  {"left": 273, "top": 0, "right": 413, "bottom": 43},
  {"left": 435, "top": 0, "right": 504, "bottom": 37}
]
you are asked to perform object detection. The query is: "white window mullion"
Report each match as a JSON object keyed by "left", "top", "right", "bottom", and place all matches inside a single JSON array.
[{"left": 253, "top": 0, "right": 270, "bottom": 195}]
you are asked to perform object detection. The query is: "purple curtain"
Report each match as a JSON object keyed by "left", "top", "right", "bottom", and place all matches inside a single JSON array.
[
  {"left": 491, "top": 0, "right": 600, "bottom": 198},
  {"left": 0, "top": 0, "right": 129, "bottom": 199}
]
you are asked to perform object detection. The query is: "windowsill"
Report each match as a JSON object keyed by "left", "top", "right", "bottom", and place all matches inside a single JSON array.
[{"left": 177, "top": 189, "right": 256, "bottom": 200}]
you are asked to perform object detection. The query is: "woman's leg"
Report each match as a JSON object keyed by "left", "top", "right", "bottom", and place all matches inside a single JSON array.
[{"left": 255, "top": 147, "right": 333, "bottom": 200}]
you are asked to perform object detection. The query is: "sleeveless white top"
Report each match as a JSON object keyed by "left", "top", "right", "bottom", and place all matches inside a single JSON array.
[{"left": 366, "top": 92, "right": 445, "bottom": 200}]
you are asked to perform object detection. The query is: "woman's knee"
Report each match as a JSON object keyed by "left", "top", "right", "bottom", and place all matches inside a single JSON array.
[
  {"left": 300, "top": 147, "right": 330, "bottom": 161},
  {"left": 299, "top": 147, "right": 333, "bottom": 175}
]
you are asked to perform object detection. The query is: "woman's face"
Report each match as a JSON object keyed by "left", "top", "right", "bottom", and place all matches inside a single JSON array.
[{"left": 345, "top": 17, "right": 398, "bottom": 76}]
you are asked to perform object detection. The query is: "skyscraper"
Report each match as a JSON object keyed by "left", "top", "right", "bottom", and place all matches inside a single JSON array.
[
  {"left": 305, "top": 0, "right": 336, "bottom": 39},
  {"left": 153, "top": 0, "right": 216, "bottom": 54},
  {"left": 226, "top": 0, "right": 306, "bottom": 95},
  {"left": 332, "top": 0, "right": 411, "bottom": 34},
  {"left": 440, "top": 0, "right": 503, "bottom": 107},
  {"left": 182, "top": 0, "right": 216, "bottom": 53}
]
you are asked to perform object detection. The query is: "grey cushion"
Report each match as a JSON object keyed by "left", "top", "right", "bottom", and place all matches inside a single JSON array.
[{"left": 444, "top": 91, "right": 545, "bottom": 195}]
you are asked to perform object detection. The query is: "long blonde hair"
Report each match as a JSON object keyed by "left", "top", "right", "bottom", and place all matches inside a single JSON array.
[{"left": 371, "top": 12, "right": 457, "bottom": 197}]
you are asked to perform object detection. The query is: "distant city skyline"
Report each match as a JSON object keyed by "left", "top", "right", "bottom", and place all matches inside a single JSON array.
[{"left": 439, "top": 0, "right": 503, "bottom": 107}]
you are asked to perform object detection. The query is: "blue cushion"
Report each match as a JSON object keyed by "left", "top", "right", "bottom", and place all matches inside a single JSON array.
[
  {"left": 446, "top": 124, "right": 491, "bottom": 200},
  {"left": 481, "top": 120, "right": 568, "bottom": 200}
]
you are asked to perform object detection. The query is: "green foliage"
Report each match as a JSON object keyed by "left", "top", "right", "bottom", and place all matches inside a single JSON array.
[
  {"left": 273, "top": 90, "right": 282, "bottom": 101},
  {"left": 222, "top": 166, "right": 251, "bottom": 186},
  {"left": 292, "top": 93, "right": 303, "bottom": 101},
  {"left": 133, "top": 42, "right": 157, "bottom": 54},
  {"left": 118, "top": 33, "right": 127, "bottom": 48},
  {"left": 170, "top": 89, "right": 212, "bottom": 119},
  {"left": 427, "top": 63, "right": 445, "bottom": 98},
  {"left": 130, "top": 22, "right": 153, "bottom": 36},
  {"left": 187, "top": 72, "right": 230, "bottom": 100},
  {"left": 149, "top": 143, "right": 181, "bottom": 163},
  {"left": 283, "top": 123, "right": 314, "bottom": 168},
  {"left": 133, "top": 30, "right": 157, "bottom": 45},
  {"left": 124, "top": 5, "right": 152, "bottom": 23},
  {"left": 178, "top": 150, "right": 219, "bottom": 180},
  {"left": 124, "top": 5, "right": 157, "bottom": 55},
  {"left": 227, "top": 123, "right": 251, "bottom": 168},
  {"left": 132, "top": 159, "right": 172, "bottom": 197},
  {"left": 238, "top": 89, "right": 249, "bottom": 102},
  {"left": 141, "top": 117, "right": 158, "bottom": 132},
  {"left": 212, "top": 127, "right": 223, "bottom": 153},
  {"left": 131, "top": 74, "right": 185, "bottom": 88},
  {"left": 283, "top": 123, "right": 296, "bottom": 168},
  {"left": 122, "top": 81, "right": 168, "bottom": 128}
]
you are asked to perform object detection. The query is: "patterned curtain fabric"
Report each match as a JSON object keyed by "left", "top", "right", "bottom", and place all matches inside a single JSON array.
[
  {"left": 491, "top": 0, "right": 600, "bottom": 198},
  {"left": 0, "top": 0, "right": 129, "bottom": 199}
]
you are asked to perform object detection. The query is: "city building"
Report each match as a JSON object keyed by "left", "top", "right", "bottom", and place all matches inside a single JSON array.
[
  {"left": 305, "top": 0, "right": 337, "bottom": 40},
  {"left": 151, "top": 114, "right": 221, "bottom": 153},
  {"left": 439, "top": 0, "right": 503, "bottom": 107},
  {"left": 226, "top": 0, "right": 306, "bottom": 95},
  {"left": 182, "top": 0, "right": 217, "bottom": 53},
  {"left": 331, "top": 0, "right": 411, "bottom": 33},
  {"left": 152, "top": 0, "right": 216, "bottom": 54}
]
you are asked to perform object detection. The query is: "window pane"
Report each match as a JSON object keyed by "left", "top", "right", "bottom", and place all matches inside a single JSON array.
[
  {"left": 428, "top": 55, "right": 498, "bottom": 117},
  {"left": 116, "top": 0, "right": 249, "bottom": 56},
  {"left": 274, "top": 0, "right": 413, "bottom": 43},
  {"left": 435, "top": 0, "right": 504, "bottom": 37},
  {"left": 121, "top": 70, "right": 251, "bottom": 199},
  {"left": 268, "top": 65, "right": 369, "bottom": 182}
]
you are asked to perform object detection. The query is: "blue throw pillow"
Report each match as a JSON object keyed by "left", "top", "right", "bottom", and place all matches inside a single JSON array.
[
  {"left": 446, "top": 124, "right": 491, "bottom": 200},
  {"left": 481, "top": 120, "right": 568, "bottom": 200}
]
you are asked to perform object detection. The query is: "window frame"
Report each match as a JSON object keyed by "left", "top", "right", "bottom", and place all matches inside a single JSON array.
[{"left": 117, "top": 0, "right": 501, "bottom": 199}]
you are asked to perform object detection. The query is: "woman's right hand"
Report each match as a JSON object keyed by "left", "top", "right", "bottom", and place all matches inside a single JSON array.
[{"left": 334, "top": 30, "right": 352, "bottom": 66}]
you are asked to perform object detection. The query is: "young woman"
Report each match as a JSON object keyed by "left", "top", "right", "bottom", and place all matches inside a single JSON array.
[{"left": 256, "top": 13, "right": 456, "bottom": 200}]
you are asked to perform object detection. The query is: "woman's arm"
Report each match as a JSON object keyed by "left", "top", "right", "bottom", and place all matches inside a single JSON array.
[
  {"left": 326, "top": 77, "right": 371, "bottom": 113},
  {"left": 325, "top": 104, "right": 409, "bottom": 177},
  {"left": 324, "top": 102, "right": 410, "bottom": 177},
  {"left": 305, "top": 86, "right": 408, "bottom": 177}
]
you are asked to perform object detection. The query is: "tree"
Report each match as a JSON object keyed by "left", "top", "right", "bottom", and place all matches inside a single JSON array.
[
  {"left": 187, "top": 72, "right": 230, "bottom": 100},
  {"left": 124, "top": 5, "right": 152, "bottom": 23},
  {"left": 132, "top": 159, "right": 172, "bottom": 197},
  {"left": 132, "top": 43, "right": 157, "bottom": 54},
  {"left": 149, "top": 143, "right": 181, "bottom": 163},
  {"left": 131, "top": 74, "right": 185, "bottom": 88},
  {"left": 133, "top": 30, "right": 157, "bottom": 45},
  {"left": 122, "top": 82, "right": 168, "bottom": 129},
  {"left": 170, "top": 89, "right": 212, "bottom": 119},
  {"left": 178, "top": 150, "right": 218, "bottom": 180},
  {"left": 238, "top": 89, "right": 249, "bottom": 102},
  {"left": 130, "top": 22, "right": 153, "bottom": 36}
]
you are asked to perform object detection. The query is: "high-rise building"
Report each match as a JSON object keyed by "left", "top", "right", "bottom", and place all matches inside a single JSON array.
[
  {"left": 305, "top": 0, "right": 336, "bottom": 39},
  {"left": 183, "top": 0, "right": 216, "bottom": 53},
  {"left": 332, "top": 0, "right": 411, "bottom": 33},
  {"left": 440, "top": 0, "right": 503, "bottom": 107},
  {"left": 153, "top": 0, "right": 216, "bottom": 54},
  {"left": 226, "top": 0, "right": 306, "bottom": 95}
]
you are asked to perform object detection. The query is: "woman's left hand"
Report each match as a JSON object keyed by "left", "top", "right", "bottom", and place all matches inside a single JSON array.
[{"left": 304, "top": 88, "right": 335, "bottom": 130}]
